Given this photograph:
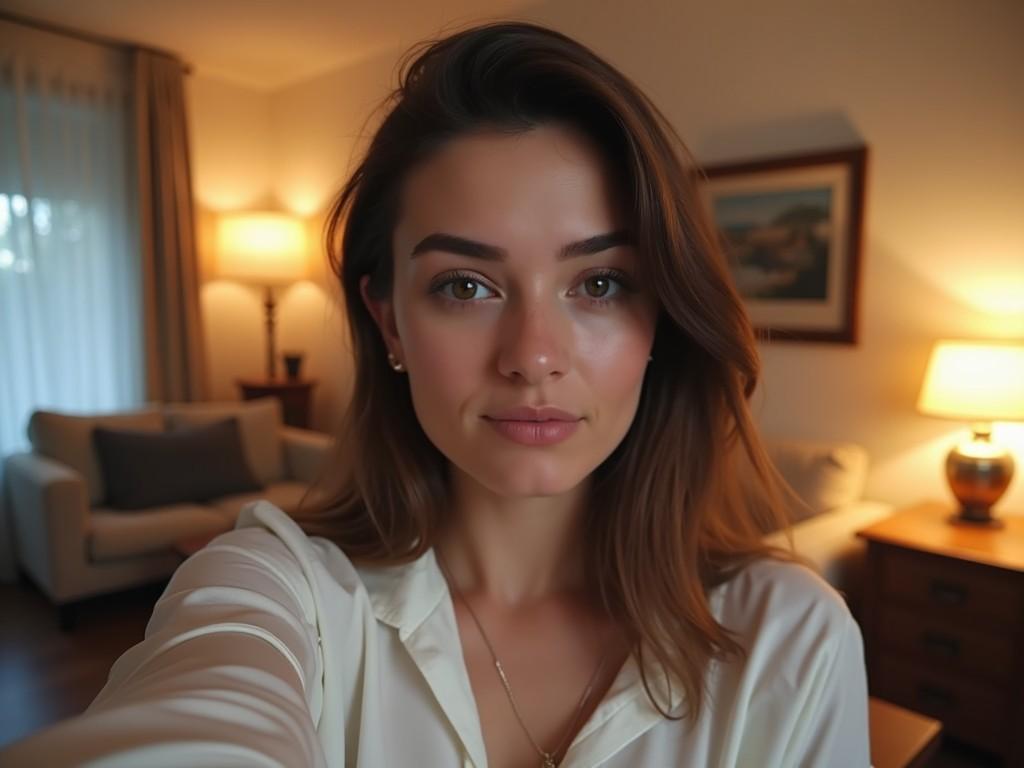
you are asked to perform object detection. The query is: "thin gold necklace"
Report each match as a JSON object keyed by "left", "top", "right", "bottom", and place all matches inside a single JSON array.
[{"left": 437, "top": 552, "right": 614, "bottom": 768}]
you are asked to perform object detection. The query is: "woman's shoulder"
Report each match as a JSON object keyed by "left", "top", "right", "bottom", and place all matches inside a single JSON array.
[
  {"left": 713, "top": 555, "right": 850, "bottom": 616},
  {"left": 705, "top": 556, "right": 870, "bottom": 762},
  {"left": 710, "top": 555, "right": 859, "bottom": 660},
  {"left": 211, "top": 500, "right": 427, "bottom": 626},
  {"left": 207, "top": 499, "right": 367, "bottom": 595}
]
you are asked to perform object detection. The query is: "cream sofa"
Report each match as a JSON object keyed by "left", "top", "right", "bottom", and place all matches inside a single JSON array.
[{"left": 4, "top": 397, "right": 331, "bottom": 630}]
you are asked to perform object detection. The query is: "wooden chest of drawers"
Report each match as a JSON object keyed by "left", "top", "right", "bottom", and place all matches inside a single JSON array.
[{"left": 857, "top": 501, "right": 1024, "bottom": 764}]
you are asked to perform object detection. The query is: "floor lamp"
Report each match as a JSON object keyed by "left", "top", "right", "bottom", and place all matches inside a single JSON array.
[{"left": 215, "top": 211, "right": 308, "bottom": 380}]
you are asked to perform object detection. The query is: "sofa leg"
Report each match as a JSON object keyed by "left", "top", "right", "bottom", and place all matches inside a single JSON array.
[{"left": 58, "top": 602, "right": 78, "bottom": 632}]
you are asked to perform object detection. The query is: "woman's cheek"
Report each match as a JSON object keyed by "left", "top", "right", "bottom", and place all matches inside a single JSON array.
[
  {"left": 403, "top": 316, "right": 488, "bottom": 425},
  {"left": 577, "top": 312, "right": 653, "bottom": 377},
  {"left": 407, "top": 308, "right": 488, "bottom": 373}
]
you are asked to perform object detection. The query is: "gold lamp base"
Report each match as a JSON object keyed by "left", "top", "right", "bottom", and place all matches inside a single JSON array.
[{"left": 945, "top": 422, "right": 1015, "bottom": 527}]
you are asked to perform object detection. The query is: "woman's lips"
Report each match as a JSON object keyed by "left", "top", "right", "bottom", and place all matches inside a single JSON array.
[
  {"left": 486, "top": 405, "right": 579, "bottom": 421},
  {"left": 482, "top": 416, "right": 581, "bottom": 446}
]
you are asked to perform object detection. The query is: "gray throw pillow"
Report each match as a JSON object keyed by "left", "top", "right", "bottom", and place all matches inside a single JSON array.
[{"left": 93, "top": 417, "right": 263, "bottom": 510}]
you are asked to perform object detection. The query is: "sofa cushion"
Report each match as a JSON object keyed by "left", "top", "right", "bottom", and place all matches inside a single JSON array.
[
  {"left": 163, "top": 398, "right": 285, "bottom": 485},
  {"left": 767, "top": 439, "right": 869, "bottom": 522},
  {"left": 27, "top": 407, "right": 164, "bottom": 506},
  {"left": 89, "top": 504, "right": 233, "bottom": 560},
  {"left": 93, "top": 418, "right": 263, "bottom": 510}
]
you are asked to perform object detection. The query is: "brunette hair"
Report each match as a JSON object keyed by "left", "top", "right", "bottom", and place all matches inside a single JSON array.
[{"left": 293, "top": 20, "right": 813, "bottom": 722}]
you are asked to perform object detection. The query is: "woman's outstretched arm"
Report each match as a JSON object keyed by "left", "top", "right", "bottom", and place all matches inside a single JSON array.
[{"left": 0, "top": 525, "right": 326, "bottom": 768}]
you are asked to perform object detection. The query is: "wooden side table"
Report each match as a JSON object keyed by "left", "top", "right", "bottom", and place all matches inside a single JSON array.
[
  {"left": 857, "top": 500, "right": 1024, "bottom": 764},
  {"left": 869, "top": 696, "right": 943, "bottom": 768},
  {"left": 237, "top": 377, "right": 317, "bottom": 429}
]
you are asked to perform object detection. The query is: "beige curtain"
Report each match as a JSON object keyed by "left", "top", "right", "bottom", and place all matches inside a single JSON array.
[{"left": 134, "top": 49, "right": 209, "bottom": 402}]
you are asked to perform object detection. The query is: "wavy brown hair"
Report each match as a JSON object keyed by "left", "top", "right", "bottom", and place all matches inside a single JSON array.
[{"left": 293, "top": 20, "right": 813, "bottom": 722}]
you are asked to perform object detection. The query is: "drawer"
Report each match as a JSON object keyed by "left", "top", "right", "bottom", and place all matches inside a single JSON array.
[
  {"left": 874, "top": 655, "right": 1008, "bottom": 755},
  {"left": 877, "top": 603, "right": 1016, "bottom": 686},
  {"left": 879, "top": 546, "right": 1024, "bottom": 632}
]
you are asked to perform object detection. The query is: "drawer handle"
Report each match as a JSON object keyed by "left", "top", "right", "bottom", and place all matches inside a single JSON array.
[
  {"left": 928, "top": 579, "right": 967, "bottom": 605},
  {"left": 920, "top": 631, "right": 960, "bottom": 658},
  {"left": 917, "top": 682, "right": 956, "bottom": 711}
]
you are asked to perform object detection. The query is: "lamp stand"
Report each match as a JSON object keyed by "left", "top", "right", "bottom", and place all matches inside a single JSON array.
[
  {"left": 945, "top": 421, "right": 1015, "bottom": 528},
  {"left": 264, "top": 285, "right": 277, "bottom": 380}
]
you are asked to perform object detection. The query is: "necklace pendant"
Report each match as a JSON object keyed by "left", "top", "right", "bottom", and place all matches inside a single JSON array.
[{"left": 542, "top": 755, "right": 556, "bottom": 768}]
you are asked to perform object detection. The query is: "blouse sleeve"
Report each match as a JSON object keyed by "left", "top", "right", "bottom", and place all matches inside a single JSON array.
[
  {"left": 0, "top": 526, "right": 327, "bottom": 768},
  {"left": 782, "top": 611, "right": 871, "bottom": 767}
]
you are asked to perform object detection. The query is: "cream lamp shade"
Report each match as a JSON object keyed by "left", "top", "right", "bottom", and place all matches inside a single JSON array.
[
  {"left": 916, "top": 340, "right": 1024, "bottom": 422},
  {"left": 215, "top": 211, "right": 307, "bottom": 285}
]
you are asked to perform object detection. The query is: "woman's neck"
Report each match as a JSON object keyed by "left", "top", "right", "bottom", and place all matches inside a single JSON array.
[{"left": 434, "top": 472, "right": 592, "bottom": 607}]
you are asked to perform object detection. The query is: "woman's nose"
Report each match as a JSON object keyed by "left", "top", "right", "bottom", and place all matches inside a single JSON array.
[{"left": 496, "top": 296, "right": 571, "bottom": 384}]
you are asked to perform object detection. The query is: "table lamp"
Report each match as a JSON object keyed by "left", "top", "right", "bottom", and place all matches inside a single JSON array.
[
  {"left": 916, "top": 339, "right": 1024, "bottom": 526},
  {"left": 216, "top": 211, "right": 307, "bottom": 380}
]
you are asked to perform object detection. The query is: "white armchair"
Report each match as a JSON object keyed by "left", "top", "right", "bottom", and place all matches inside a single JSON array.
[{"left": 4, "top": 397, "right": 331, "bottom": 630}]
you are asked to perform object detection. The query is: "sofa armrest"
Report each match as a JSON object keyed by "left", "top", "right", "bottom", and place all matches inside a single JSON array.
[
  {"left": 280, "top": 427, "right": 332, "bottom": 486},
  {"left": 4, "top": 452, "right": 90, "bottom": 601},
  {"left": 763, "top": 500, "right": 893, "bottom": 619}
]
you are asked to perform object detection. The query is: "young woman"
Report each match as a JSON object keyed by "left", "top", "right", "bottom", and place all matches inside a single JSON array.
[{"left": 1, "top": 20, "right": 869, "bottom": 768}]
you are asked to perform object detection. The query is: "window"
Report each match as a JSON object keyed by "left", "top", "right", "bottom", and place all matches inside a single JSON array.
[{"left": 0, "top": 22, "right": 144, "bottom": 456}]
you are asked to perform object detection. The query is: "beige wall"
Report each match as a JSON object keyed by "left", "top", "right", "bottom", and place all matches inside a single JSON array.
[
  {"left": 185, "top": 73, "right": 350, "bottom": 430},
  {"left": 187, "top": 0, "right": 1024, "bottom": 510}
]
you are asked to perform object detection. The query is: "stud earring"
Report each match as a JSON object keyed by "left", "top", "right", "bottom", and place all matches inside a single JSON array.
[
  {"left": 648, "top": 355, "right": 654, "bottom": 363},
  {"left": 387, "top": 351, "right": 406, "bottom": 372}
]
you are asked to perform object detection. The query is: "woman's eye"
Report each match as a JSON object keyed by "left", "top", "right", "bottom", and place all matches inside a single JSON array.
[
  {"left": 582, "top": 275, "right": 616, "bottom": 299},
  {"left": 577, "top": 271, "right": 631, "bottom": 302},
  {"left": 437, "top": 277, "right": 496, "bottom": 302}
]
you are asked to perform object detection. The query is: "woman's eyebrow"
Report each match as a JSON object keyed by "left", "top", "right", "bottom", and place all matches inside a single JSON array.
[{"left": 409, "top": 230, "right": 632, "bottom": 261}]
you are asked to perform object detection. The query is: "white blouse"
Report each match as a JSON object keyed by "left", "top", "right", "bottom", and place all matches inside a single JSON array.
[{"left": 0, "top": 499, "right": 871, "bottom": 767}]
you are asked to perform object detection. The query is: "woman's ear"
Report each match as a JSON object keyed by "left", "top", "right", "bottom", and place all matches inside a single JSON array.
[{"left": 359, "top": 274, "right": 403, "bottom": 359}]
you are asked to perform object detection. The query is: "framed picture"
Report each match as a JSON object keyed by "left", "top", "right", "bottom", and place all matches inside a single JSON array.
[{"left": 698, "top": 145, "right": 867, "bottom": 344}]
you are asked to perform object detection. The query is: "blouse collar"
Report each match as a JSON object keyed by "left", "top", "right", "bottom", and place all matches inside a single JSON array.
[{"left": 359, "top": 546, "right": 449, "bottom": 641}]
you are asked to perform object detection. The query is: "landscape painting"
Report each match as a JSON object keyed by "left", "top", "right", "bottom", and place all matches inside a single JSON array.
[
  {"left": 700, "top": 146, "right": 867, "bottom": 344},
  {"left": 712, "top": 186, "right": 832, "bottom": 301}
]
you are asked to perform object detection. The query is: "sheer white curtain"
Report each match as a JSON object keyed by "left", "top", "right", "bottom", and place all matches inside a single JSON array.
[{"left": 0, "top": 20, "right": 145, "bottom": 580}]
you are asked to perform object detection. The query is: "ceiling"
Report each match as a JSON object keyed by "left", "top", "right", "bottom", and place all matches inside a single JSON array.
[{"left": 0, "top": 0, "right": 541, "bottom": 90}]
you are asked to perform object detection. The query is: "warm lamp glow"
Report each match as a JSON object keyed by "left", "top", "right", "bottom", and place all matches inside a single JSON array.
[
  {"left": 916, "top": 340, "right": 1024, "bottom": 422},
  {"left": 216, "top": 211, "right": 307, "bottom": 284}
]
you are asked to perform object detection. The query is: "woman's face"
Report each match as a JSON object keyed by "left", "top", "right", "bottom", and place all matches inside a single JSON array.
[{"left": 362, "top": 122, "right": 658, "bottom": 498}]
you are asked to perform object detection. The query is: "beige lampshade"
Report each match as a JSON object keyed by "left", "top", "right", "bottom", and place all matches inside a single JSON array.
[
  {"left": 917, "top": 340, "right": 1024, "bottom": 422},
  {"left": 215, "top": 211, "right": 307, "bottom": 285}
]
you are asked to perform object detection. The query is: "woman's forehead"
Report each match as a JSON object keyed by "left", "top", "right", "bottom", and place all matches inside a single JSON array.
[{"left": 394, "top": 125, "right": 627, "bottom": 259}]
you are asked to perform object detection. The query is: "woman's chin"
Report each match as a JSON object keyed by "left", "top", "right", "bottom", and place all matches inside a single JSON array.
[{"left": 471, "top": 461, "right": 590, "bottom": 499}]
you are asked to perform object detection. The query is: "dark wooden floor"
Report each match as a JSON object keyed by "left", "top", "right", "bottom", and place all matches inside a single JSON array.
[
  {"left": 0, "top": 570, "right": 1004, "bottom": 764},
  {"left": 0, "top": 570, "right": 169, "bottom": 749}
]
